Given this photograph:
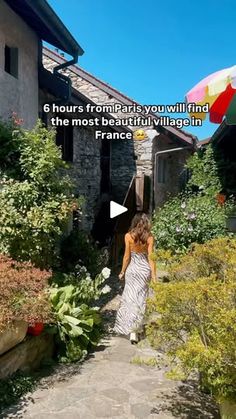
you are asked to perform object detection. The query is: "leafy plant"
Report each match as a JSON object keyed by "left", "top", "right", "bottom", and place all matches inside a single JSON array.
[
  {"left": 52, "top": 266, "right": 111, "bottom": 303},
  {"left": 0, "top": 120, "right": 78, "bottom": 268},
  {"left": 0, "top": 254, "right": 52, "bottom": 332},
  {"left": 48, "top": 268, "right": 111, "bottom": 363},
  {"left": 0, "top": 116, "right": 22, "bottom": 177},
  {"left": 168, "top": 237, "right": 236, "bottom": 283},
  {"left": 186, "top": 145, "right": 221, "bottom": 196},
  {"left": 130, "top": 356, "right": 159, "bottom": 367},
  {"left": 60, "top": 229, "right": 109, "bottom": 276},
  {"left": 152, "top": 144, "right": 234, "bottom": 255},
  {"left": 0, "top": 372, "right": 37, "bottom": 413},
  {"left": 146, "top": 238, "right": 236, "bottom": 404},
  {"left": 152, "top": 193, "right": 231, "bottom": 254}
]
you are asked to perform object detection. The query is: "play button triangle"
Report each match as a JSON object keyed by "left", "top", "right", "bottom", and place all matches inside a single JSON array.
[{"left": 110, "top": 201, "right": 128, "bottom": 219}]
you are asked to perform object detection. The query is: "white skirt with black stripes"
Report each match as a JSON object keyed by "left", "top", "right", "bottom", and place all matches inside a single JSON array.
[{"left": 114, "top": 252, "right": 151, "bottom": 335}]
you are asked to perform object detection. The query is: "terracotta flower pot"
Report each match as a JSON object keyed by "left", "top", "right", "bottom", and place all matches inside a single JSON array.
[{"left": 27, "top": 322, "right": 44, "bottom": 336}]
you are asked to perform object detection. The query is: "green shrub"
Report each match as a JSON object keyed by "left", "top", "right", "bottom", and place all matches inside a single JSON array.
[
  {"left": 152, "top": 144, "right": 234, "bottom": 255},
  {"left": 186, "top": 145, "right": 221, "bottom": 196},
  {"left": 0, "top": 116, "right": 22, "bottom": 177},
  {"left": 152, "top": 193, "right": 230, "bottom": 254},
  {"left": 60, "top": 229, "right": 109, "bottom": 276},
  {"left": 146, "top": 238, "right": 236, "bottom": 403},
  {"left": 168, "top": 237, "right": 236, "bottom": 282},
  {"left": 0, "top": 120, "right": 77, "bottom": 268}
]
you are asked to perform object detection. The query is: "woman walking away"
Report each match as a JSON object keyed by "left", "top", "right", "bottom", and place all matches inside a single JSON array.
[{"left": 114, "top": 213, "right": 156, "bottom": 343}]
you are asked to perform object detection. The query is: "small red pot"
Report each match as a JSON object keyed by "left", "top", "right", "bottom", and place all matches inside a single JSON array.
[{"left": 27, "top": 322, "right": 44, "bottom": 336}]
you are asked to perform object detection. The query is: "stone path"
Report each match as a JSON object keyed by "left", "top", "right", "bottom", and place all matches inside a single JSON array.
[{"left": 2, "top": 277, "right": 220, "bottom": 419}]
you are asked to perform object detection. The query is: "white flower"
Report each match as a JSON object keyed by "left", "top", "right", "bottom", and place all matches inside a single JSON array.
[
  {"left": 188, "top": 226, "right": 193, "bottom": 232},
  {"left": 101, "top": 267, "right": 111, "bottom": 279},
  {"left": 176, "top": 226, "right": 181, "bottom": 233},
  {"left": 101, "top": 285, "right": 111, "bottom": 294},
  {"left": 181, "top": 202, "right": 186, "bottom": 209}
]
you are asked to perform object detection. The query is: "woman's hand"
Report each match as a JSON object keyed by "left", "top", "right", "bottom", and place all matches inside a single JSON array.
[{"left": 119, "top": 272, "right": 125, "bottom": 281}]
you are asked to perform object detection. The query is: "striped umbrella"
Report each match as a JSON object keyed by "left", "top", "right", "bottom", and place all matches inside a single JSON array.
[{"left": 186, "top": 65, "right": 236, "bottom": 124}]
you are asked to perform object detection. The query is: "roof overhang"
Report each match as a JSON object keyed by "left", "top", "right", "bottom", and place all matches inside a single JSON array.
[
  {"left": 42, "top": 48, "right": 198, "bottom": 145},
  {"left": 5, "top": 0, "right": 84, "bottom": 58},
  {"left": 154, "top": 124, "right": 197, "bottom": 148},
  {"left": 70, "top": 88, "right": 132, "bottom": 134}
]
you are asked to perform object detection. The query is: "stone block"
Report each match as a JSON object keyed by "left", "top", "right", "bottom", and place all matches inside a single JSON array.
[
  {"left": 0, "top": 320, "right": 28, "bottom": 356},
  {"left": 0, "top": 333, "right": 54, "bottom": 379}
]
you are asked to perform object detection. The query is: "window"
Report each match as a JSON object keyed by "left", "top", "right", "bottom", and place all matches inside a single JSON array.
[
  {"left": 56, "top": 124, "right": 73, "bottom": 162},
  {"left": 157, "top": 157, "right": 167, "bottom": 183},
  {"left": 4, "top": 45, "right": 18, "bottom": 78}
]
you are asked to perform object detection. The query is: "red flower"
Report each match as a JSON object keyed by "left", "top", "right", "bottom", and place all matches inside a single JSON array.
[{"left": 216, "top": 193, "right": 226, "bottom": 206}]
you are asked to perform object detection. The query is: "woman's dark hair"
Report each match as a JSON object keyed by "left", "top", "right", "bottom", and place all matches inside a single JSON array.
[{"left": 129, "top": 213, "right": 151, "bottom": 244}]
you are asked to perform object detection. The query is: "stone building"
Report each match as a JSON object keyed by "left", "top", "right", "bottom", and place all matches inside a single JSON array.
[
  {"left": 0, "top": 0, "right": 197, "bottom": 243},
  {"left": 0, "top": 0, "right": 83, "bottom": 128},
  {"left": 42, "top": 48, "right": 197, "bottom": 240}
]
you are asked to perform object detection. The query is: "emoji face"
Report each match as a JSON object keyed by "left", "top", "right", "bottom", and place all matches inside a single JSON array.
[{"left": 133, "top": 129, "right": 146, "bottom": 141}]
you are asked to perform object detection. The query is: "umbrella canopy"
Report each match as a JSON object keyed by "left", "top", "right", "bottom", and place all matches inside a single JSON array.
[{"left": 186, "top": 65, "right": 236, "bottom": 124}]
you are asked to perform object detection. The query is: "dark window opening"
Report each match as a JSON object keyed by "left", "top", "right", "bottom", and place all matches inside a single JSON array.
[
  {"left": 157, "top": 157, "right": 167, "bottom": 183},
  {"left": 5, "top": 45, "right": 18, "bottom": 78},
  {"left": 38, "top": 110, "right": 48, "bottom": 127},
  {"left": 56, "top": 124, "right": 73, "bottom": 162}
]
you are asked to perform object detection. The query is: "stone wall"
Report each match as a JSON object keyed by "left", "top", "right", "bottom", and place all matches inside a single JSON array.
[
  {"left": 0, "top": 1, "right": 39, "bottom": 128},
  {"left": 0, "top": 333, "right": 54, "bottom": 379},
  {"left": 71, "top": 126, "right": 102, "bottom": 231},
  {"left": 43, "top": 51, "right": 154, "bottom": 185}
]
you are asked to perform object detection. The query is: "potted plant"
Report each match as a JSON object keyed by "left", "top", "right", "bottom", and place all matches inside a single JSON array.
[{"left": 0, "top": 255, "right": 52, "bottom": 354}]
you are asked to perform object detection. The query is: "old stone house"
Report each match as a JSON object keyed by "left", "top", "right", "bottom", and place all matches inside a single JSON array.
[
  {"left": 0, "top": 0, "right": 83, "bottom": 127},
  {"left": 42, "top": 48, "right": 197, "bottom": 242},
  {"left": 0, "top": 0, "right": 197, "bottom": 245}
]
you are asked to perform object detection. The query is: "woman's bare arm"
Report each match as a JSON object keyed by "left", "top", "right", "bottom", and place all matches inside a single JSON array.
[{"left": 147, "top": 236, "right": 157, "bottom": 280}]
